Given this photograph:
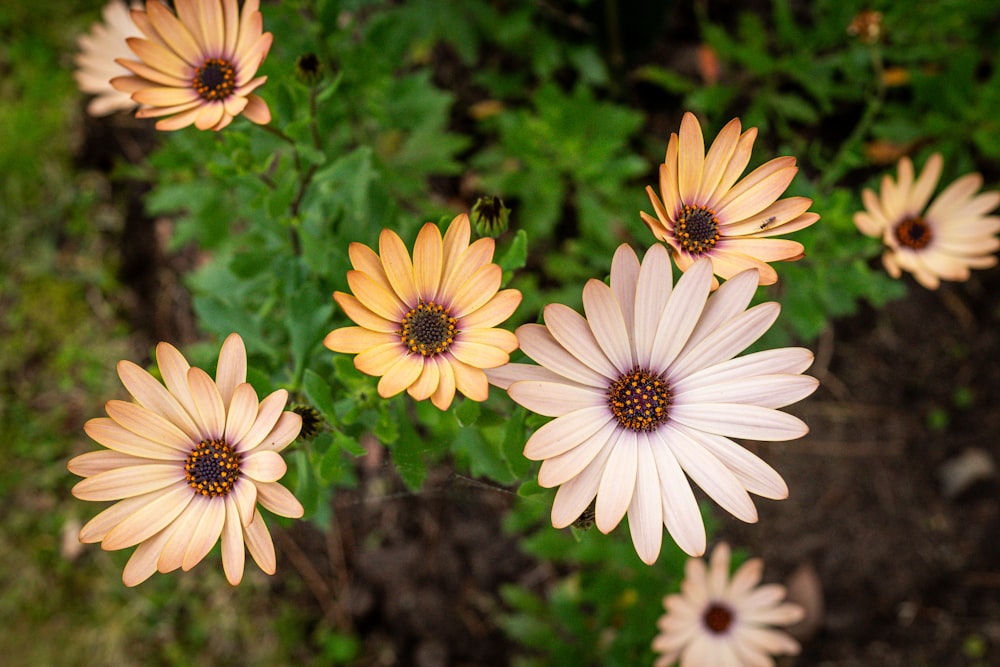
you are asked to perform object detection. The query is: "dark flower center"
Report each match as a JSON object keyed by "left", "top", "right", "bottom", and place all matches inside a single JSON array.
[
  {"left": 292, "top": 404, "right": 323, "bottom": 440},
  {"left": 399, "top": 301, "right": 457, "bottom": 357},
  {"left": 894, "top": 216, "right": 932, "bottom": 250},
  {"left": 193, "top": 58, "right": 236, "bottom": 101},
  {"left": 185, "top": 439, "right": 241, "bottom": 497},
  {"left": 607, "top": 368, "right": 672, "bottom": 431},
  {"left": 703, "top": 602, "right": 735, "bottom": 634},
  {"left": 676, "top": 204, "right": 721, "bottom": 255}
]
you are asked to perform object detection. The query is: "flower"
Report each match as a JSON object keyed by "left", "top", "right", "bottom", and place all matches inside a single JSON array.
[
  {"left": 652, "top": 542, "right": 804, "bottom": 667},
  {"left": 68, "top": 333, "right": 304, "bottom": 586},
  {"left": 854, "top": 152, "right": 1000, "bottom": 289},
  {"left": 642, "top": 112, "right": 819, "bottom": 287},
  {"left": 487, "top": 244, "right": 817, "bottom": 563},
  {"left": 325, "top": 214, "right": 522, "bottom": 411},
  {"left": 74, "top": 0, "right": 143, "bottom": 117},
  {"left": 111, "top": 0, "right": 273, "bottom": 131}
]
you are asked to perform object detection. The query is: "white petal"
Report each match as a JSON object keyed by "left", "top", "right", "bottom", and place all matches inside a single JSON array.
[
  {"left": 648, "top": 432, "right": 706, "bottom": 556},
  {"left": 677, "top": 348, "right": 815, "bottom": 391},
  {"left": 668, "top": 303, "right": 781, "bottom": 381},
  {"left": 543, "top": 303, "right": 618, "bottom": 379},
  {"left": 537, "top": 419, "right": 620, "bottom": 488},
  {"left": 485, "top": 362, "right": 571, "bottom": 390},
  {"left": 583, "top": 279, "right": 634, "bottom": 373},
  {"left": 648, "top": 257, "right": 713, "bottom": 373},
  {"left": 595, "top": 429, "right": 638, "bottom": 533},
  {"left": 508, "top": 380, "right": 605, "bottom": 417},
  {"left": 634, "top": 244, "right": 674, "bottom": 369},
  {"left": 610, "top": 244, "right": 641, "bottom": 350},
  {"left": 677, "top": 426, "right": 789, "bottom": 499},
  {"left": 627, "top": 443, "right": 663, "bottom": 564},
  {"left": 550, "top": 437, "right": 616, "bottom": 528},
  {"left": 669, "top": 402, "right": 810, "bottom": 441},
  {"left": 522, "top": 406, "right": 614, "bottom": 460},
  {"left": 516, "top": 324, "right": 609, "bottom": 387},
  {"left": 240, "top": 450, "right": 287, "bottom": 483},
  {"left": 682, "top": 268, "right": 759, "bottom": 351},
  {"left": 674, "top": 374, "right": 819, "bottom": 409}
]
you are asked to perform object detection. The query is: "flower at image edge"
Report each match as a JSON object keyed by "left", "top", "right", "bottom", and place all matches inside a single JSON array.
[
  {"left": 111, "top": 0, "right": 273, "bottom": 131},
  {"left": 642, "top": 111, "right": 819, "bottom": 287},
  {"left": 67, "top": 333, "right": 304, "bottom": 586},
  {"left": 325, "top": 213, "right": 522, "bottom": 411},
  {"left": 854, "top": 152, "right": 1000, "bottom": 289},
  {"left": 652, "top": 542, "right": 804, "bottom": 667},
  {"left": 486, "top": 244, "right": 818, "bottom": 564},
  {"left": 74, "top": 0, "right": 143, "bottom": 117}
]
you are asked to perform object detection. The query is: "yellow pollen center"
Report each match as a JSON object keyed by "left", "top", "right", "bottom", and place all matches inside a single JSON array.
[
  {"left": 676, "top": 204, "right": 721, "bottom": 255},
  {"left": 193, "top": 58, "right": 236, "bottom": 101},
  {"left": 894, "top": 216, "right": 932, "bottom": 250},
  {"left": 703, "top": 602, "right": 735, "bottom": 634},
  {"left": 608, "top": 368, "right": 672, "bottom": 432},
  {"left": 399, "top": 301, "right": 457, "bottom": 357},
  {"left": 185, "top": 439, "right": 241, "bottom": 497}
]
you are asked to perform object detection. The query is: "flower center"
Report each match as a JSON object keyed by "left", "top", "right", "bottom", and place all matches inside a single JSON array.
[
  {"left": 607, "top": 368, "right": 672, "bottom": 432},
  {"left": 703, "top": 602, "right": 735, "bottom": 634},
  {"left": 193, "top": 58, "right": 236, "bottom": 101},
  {"left": 185, "top": 439, "right": 241, "bottom": 497},
  {"left": 399, "top": 301, "right": 457, "bottom": 357},
  {"left": 894, "top": 216, "right": 932, "bottom": 250},
  {"left": 676, "top": 204, "right": 721, "bottom": 255}
]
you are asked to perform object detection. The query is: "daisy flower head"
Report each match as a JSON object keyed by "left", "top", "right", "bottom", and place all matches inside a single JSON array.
[
  {"left": 111, "top": 0, "right": 273, "bottom": 131},
  {"left": 325, "top": 214, "right": 522, "bottom": 411},
  {"left": 854, "top": 152, "right": 1000, "bottom": 289},
  {"left": 487, "top": 244, "right": 817, "bottom": 564},
  {"left": 68, "top": 333, "right": 304, "bottom": 586},
  {"left": 642, "top": 112, "right": 819, "bottom": 287},
  {"left": 652, "top": 542, "right": 804, "bottom": 667},
  {"left": 74, "top": 0, "right": 143, "bottom": 117}
]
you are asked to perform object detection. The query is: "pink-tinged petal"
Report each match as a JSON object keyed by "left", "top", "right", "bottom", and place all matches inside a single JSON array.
[
  {"left": 648, "top": 432, "right": 706, "bottom": 556},
  {"left": 221, "top": 0, "right": 240, "bottom": 57},
  {"left": 353, "top": 342, "right": 407, "bottom": 377},
  {"left": 909, "top": 152, "right": 943, "bottom": 214},
  {"left": 450, "top": 358, "right": 489, "bottom": 401},
  {"left": 198, "top": 0, "right": 226, "bottom": 56},
  {"left": 215, "top": 333, "right": 247, "bottom": 408},
  {"left": 522, "top": 405, "right": 613, "bottom": 460},
  {"left": 145, "top": 0, "right": 203, "bottom": 66},
  {"left": 669, "top": 402, "right": 809, "bottom": 441},
  {"left": 669, "top": 302, "right": 781, "bottom": 380},
  {"left": 516, "top": 323, "right": 608, "bottom": 387},
  {"left": 182, "top": 495, "right": 226, "bottom": 571},
  {"left": 676, "top": 373, "right": 818, "bottom": 410},
  {"left": 662, "top": 423, "right": 757, "bottom": 522},
  {"left": 583, "top": 279, "right": 634, "bottom": 373},
  {"left": 681, "top": 348, "right": 815, "bottom": 389},
  {"left": 649, "top": 258, "right": 713, "bottom": 374},
  {"left": 508, "top": 380, "right": 605, "bottom": 417},
  {"left": 451, "top": 264, "right": 502, "bottom": 318},
  {"left": 252, "top": 411, "right": 302, "bottom": 452},
  {"left": 244, "top": 512, "right": 276, "bottom": 575},
  {"left": 457, "top": 328, "right": 518, "bottom": 354},
  {"left": 634, "top": 244, "right": 674, "bottom": 369},
  {"left": 132, "top": 99, "right": 203, "bottom": 120},
  {"left": 407, "top": 357, "right": 441, "bottom": 401},
  {"left": 233, "top": 389, "right": 288, "bottom": 452},
  {"left": 221, "top": 494, "right": 246, "bottom": 585},
  {"left": 378, "top": 228, "right": 419, "bottom": 306},
  {"left": 123, "top": 35, "right": 191, "bottom": 79},
  {"left": 627, "top": 442, "right": 664, "bottom": 564},
  {"left": 234, "top": 0, "right": 263, "bottom": 57},
  {"left": 485, "top": 362, "right": 568, "bottom": 390},
  {"left": 543, "top": 303, "right": 618, "bottom": 379},
  {"left": 130, "top": 85, "right": 199, "bottom": 107},
  {"left": 610, "top": 244, "right": 640, "bottom": 345},
  {"left": 430, "top": 357, "right": 458, "bottom": 410},
  {"left": 79, "top": 493, "right": 158, "bottom": 544},
  {"left": 101, "top": 481, "right": 192, "bottom": 550},
  {"left": 458, "top": 289, "right": 522, "bottom": 329},
  {"left": 122, "top": 525, "right": 173, "bottom": 586},
  {"left": 324, "top": 326, "right": 398, "bottom": 354},
  {"left": 256, "top": 481, "right": 304, "bottom": 518},
  {"left": 72, "top": 463, "right": 183, "bottom": 501},
  {"left": 232, "top": 478, "right": 258, "bottom": 527},
  {"left": 642, "top": 201, "right": 671, "bottom": 243},
  {"left": 347, "top": 269, "right": 408, "bottom": 322},
  {"left": 83, "top": 417, "right": 185, "bottom": 460},
  {"left": 116, "top": 57, "right": 189, "bottom": 87},
  {"left": 537, "top": 419, "right": 619, "bottom": 487},
  {"left": 550, "top": 440, "right": 616, "bottom": 528},
  {"left": 156, "top": 341, "right": 196, "bottom": 415},
  {"left": 194, "top": 100, "right": 226, "bottom": 130},
  {"left": 241, "top": 451, "right": 286, "bottom": 483},
  {"left": 234, "top": 33, "right": 271, "bottom": 86},
  {"left": 377, "top": 354, "right": 423, "bottom": 398},
  {"left": 440, "top": 238, "right": 495, "bottom": 307},
  {"left": 154, "top": 106, "right": 202, "bottom": 131},
  {"left": 334, "top": 292, "right": 398, "bottom": 333},
  {"left": 117, "top": 359, "right": 200, "bottom": 441},
  {"left": 241, "top": 93, "right": 271, "bottom": 125},
  {"left": 682, "top": 268, "right": 759, "bottom": 352},
  {"left": 595, "top": 429, "right": 637, "bottom": 533},
  {"left": 677, "top": 112, "right": 706, "bottom": 205},
  {"left": 697, "top": 117, "right": 741, "bottom": 204},
  {"left": 157, "top": 494, "right": 213, "bottom": 573},
  {"left": 716, "top": 164, "right": 799, "bottom": 223},
  {"left": 187, "top": 366, "right": 225, "bottom": 440},
  {"left": 67, "top": 450, "right": 145, "bottom": 477},
  {"left": 708, "top": 126, "right": 758, "bottom": 204},
  {"left": 412, "top": 222, "right": 444, "bottom": 300},
  {"left": 224, "top": 383, "right": 259, "bottom": 447}
]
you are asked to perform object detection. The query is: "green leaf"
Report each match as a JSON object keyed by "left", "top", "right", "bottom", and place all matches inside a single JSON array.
[{"left": 303, "top": 369, "right": 338, "bottom": 423}]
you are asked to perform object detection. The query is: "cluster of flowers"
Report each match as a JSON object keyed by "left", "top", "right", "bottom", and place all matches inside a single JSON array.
[{"left": 70, "top": 1, "right": 1000, "bottom": 663}]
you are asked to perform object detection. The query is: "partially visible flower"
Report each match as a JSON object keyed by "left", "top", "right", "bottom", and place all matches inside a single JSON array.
[
  {"left": 652, "top": 542, "right": 804, "bottom": 667},
  {"left": 847, "top": 9, "right": 884, "bottom": 45},
  {"left": 68, "top": 333, "right": 304, "bottom": 586},
  {"left": 487, "top": 244, "right": 817, "bottom": 563},
  {"left": 471, "top": 195, "right": 511, "bottom": 237},
  {"left": 74, "top": 0, "right": 143, "bottom": 117},
  {"left": 325, "top": 214, "right": 522, "bottom": 411},
  {"left": 854, "top": 152, "right": 1000, "bottom": 289},
  {"left": 642, "top": 112, "right": 819, "bottom": 287},
  {"left": 291, "top": 404, "right": 324, "bottom": 440},
  {"left": 111, "top": 0, "right": 273, "bottom": 131},
  {"left": 294, "top": 52, "right": 324, "bottom": 86}
]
